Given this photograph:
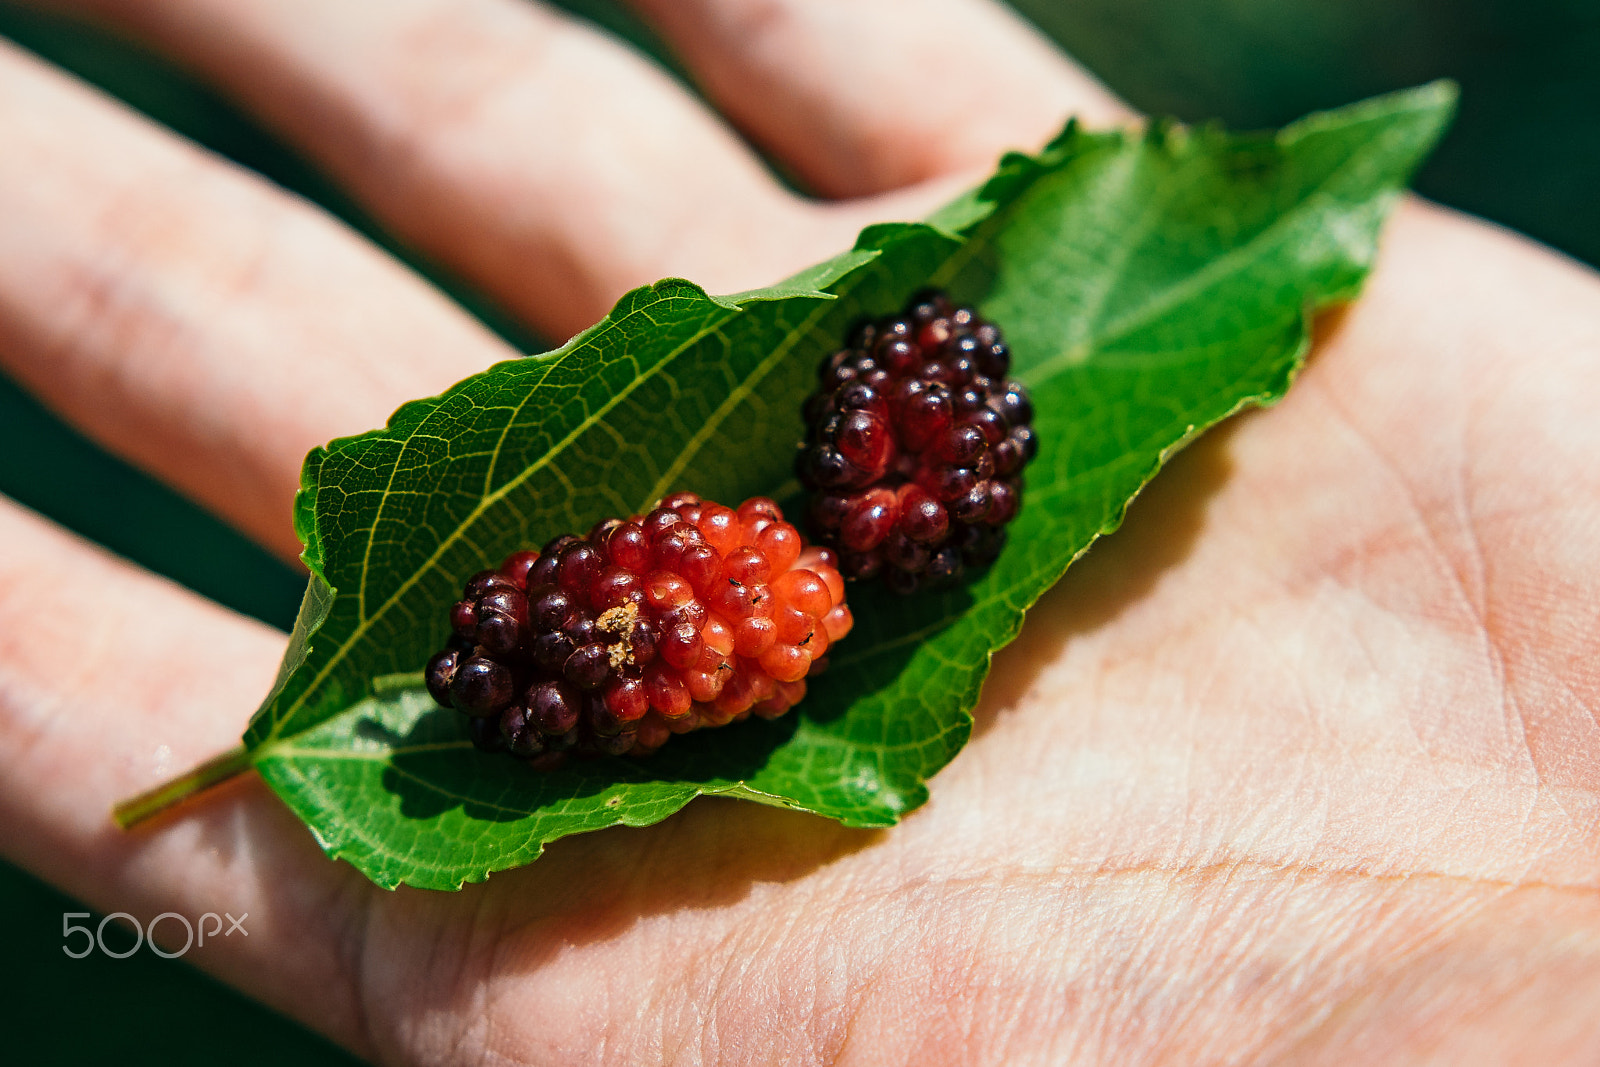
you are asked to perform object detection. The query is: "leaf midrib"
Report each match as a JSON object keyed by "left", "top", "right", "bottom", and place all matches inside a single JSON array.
[{"left": 641, "top": 294, "right": 837, "bottom": 504}]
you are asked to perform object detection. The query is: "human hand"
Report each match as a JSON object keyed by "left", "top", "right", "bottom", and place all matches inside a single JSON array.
[{"left": 1, "top": 1, "right": 1596, "bottom": 1063}]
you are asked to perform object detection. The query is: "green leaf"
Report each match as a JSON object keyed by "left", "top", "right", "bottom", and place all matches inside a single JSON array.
[{"left": 243, "top": 84, "right": 1454, "bottom": 890}]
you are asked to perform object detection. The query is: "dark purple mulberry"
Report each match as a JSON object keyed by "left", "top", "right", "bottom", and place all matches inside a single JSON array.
[{"left": 797, "top": 290, "right": 1035, "bottom": 591}]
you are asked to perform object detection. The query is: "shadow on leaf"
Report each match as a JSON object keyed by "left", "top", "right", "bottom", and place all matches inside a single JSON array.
[
  {"left": 805, "top": 577, "right": 977, "bottom": 727},
  {"left": 368, "top": 698, "right": 818, "bottom": 825}
]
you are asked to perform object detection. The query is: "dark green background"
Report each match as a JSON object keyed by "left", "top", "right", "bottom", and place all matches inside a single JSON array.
[{"left": 1, "top": 0, "right": 1594, "bottom": 1060}]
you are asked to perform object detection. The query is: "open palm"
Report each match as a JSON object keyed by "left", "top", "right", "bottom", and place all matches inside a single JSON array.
[{"left": 2, "top": 1, "right": 1596, "bottom": 1063}]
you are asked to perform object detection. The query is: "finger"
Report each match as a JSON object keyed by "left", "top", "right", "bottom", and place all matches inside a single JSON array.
[
  {"left": 48, "top": 0, "right": 910, "bottom": 340},
  {"left": 0, "top": 39, "right": 516, "bottom": 562},
  {"left": 625, "top": 0, "right": 1134, "bottom": 198},
  {"left": 0, "top": 497, "right": 381, "bottom": 1058}
]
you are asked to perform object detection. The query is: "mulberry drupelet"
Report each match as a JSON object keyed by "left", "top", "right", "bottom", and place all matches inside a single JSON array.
[
  {"left": 797, "top": 290, "right": 1037, "bottom": 592},
  {"left": 425, "top": 493, "right": 852, "bottom": 768}
]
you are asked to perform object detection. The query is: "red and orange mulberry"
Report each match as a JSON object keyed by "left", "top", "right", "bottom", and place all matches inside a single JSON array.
[{"left": 426, "top": 493, "right": 851, "bottom": 767}]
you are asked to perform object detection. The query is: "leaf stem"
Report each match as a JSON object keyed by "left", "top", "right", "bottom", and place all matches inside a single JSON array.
[{"left": 112, "top": 744, "right": 255, "bottom": 830}]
